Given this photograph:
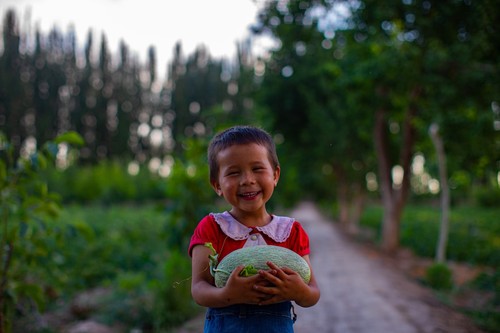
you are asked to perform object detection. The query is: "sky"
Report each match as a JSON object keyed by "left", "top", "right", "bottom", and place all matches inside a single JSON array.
[{"left": 0, "top": 0, "right": 272, "bottom": 80}]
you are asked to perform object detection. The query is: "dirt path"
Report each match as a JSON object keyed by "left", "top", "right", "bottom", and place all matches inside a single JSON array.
[{"left": 174, "top": 201, "right": 485, "bottom": 333}]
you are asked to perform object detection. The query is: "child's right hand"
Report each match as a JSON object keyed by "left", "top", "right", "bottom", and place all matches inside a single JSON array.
[{"left": 223, "top": 265, "right": 276, "bottom": 304}]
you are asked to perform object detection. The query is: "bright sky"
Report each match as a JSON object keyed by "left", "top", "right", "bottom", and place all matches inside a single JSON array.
[{"left": 0, "top": 0, "right": 272, "bottom": 80}]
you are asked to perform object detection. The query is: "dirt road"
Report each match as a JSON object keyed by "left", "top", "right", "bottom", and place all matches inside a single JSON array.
[{"left": 174, "top": 201, "right": 485, "bottom": 333}]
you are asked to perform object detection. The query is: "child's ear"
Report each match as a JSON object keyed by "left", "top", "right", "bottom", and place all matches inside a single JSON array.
[
  {"left": 211, "top": 181, "right": 223, "bottom": 196},
  {"left": 273, "top": 166, "right": 281, "bottom": 186}
]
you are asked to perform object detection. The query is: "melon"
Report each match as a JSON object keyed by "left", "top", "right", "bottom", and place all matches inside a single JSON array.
[{"left": 208, "top": 244, "right": 311, "bottom": 288}]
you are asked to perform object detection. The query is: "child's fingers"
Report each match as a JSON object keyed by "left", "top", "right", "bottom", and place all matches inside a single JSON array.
[
  {"left": 232, "top": 265, "right": 245, "bottom": 275},
  {"left": 280, "top": 267, "right": 297, "bottom": 275},
  {"left": 258, "top": 269, "right": 281, "bottom": 285},
  {"left": 265, "top": 261, "right": 298, "bottom": 280}
]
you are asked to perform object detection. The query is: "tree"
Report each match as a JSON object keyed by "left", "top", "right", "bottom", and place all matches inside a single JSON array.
[
  {"left": 349, "top": 0, "right": 499, "bottom": 251},
  {"left": 166, "top": 43, "right": 231, "bottom": 155},
  {"left": 253, "top": 0, "right": 375, "bottom": 222},
  {"left": 0, "top": 10, "right": 24, "bottom": 156},
  {"left": 252, "top": 0, "right": 499, "bottom": 252}
]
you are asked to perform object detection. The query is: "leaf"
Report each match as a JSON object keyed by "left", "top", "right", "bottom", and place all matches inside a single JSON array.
[
  {"left": 36, "top": 152, "right": 48, "bottom": 169},
  {"left": 239, "top": 265, "right": 259, "bottom": 277},
  {"left": 14, "top": 283, "right": 46, "bottom": 311},
  {"left": 41, "top": 201, "right": 61, "bottom": 218},
  {"left": 70, "top": 220, "right": 95, "bottom": 241},
  {"left": 53, "top": 131, "right": 85, "bottom": 146}
]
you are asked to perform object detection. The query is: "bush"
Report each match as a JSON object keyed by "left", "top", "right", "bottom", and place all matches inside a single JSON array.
[
  {"left": 459, "top": 269, "right": 500, "bottom": 332},
  {"left": 152, "top": 251, "right": 202, "bottom": 331},
  {"left": 473, "top": 186, "right": 500, "bottom": 208},
  {"left": 42, "top": 159, "right": 168, "bottom": 204},
  {"left": 426, "top": 263, "right": 453, "bottom": 290},
  {"left": 95, "top": 272, "right": 155, "bottom": 329},
  {"left": 360, "top": 204, "right": 500, "bottom": 266}
]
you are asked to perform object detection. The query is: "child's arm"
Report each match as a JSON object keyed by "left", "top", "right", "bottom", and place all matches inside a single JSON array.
[
  {"left": 191, "top": 244, "right": 274, "bottom": 307},
  {"left": 254, "top": 255, "right": 320, "bottom": 307}
]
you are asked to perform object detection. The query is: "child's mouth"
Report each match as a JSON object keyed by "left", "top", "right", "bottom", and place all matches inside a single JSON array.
[{"left": 239, "top": 191, "right": 260, "bottom": 199}]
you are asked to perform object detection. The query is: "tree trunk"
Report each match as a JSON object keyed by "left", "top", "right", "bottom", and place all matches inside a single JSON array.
[
  {"left": 381, "top": 197, "right": 405, "bottom": 251},
  {"left": 374, "top": 107, "right": 399, "bottom": 252},
  {"left": 334, "top": 166, "right": 349, "bottom": 229},
  {"left": 429, "top": 123, "right": 450, "bottom": 263},
  {"left": 374, "top": 96, "right": 418, "bottom": 253},
  {"left": 347, "top": 184, "right": 366, "bottom": 235}
]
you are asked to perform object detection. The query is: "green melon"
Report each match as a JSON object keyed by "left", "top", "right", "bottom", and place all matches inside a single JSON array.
[{"left": 212, "top": 245, "right": 311, "bottom": 288}]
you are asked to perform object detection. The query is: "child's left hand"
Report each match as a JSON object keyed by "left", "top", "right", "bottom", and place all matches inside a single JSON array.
[{"left": 253, "top": 261, "right": 310, "bottom": 305}]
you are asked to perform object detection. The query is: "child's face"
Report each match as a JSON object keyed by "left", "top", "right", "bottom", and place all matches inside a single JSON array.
[{"left": 211, "top": 143, "right": 280, "bottom": 219}]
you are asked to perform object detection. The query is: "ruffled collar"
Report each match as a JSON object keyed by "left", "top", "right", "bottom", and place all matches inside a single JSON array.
[{"left": 211, "top": 211, "right": 295, "bottom": 243}]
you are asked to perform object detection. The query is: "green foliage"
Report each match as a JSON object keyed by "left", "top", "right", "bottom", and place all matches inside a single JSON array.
[
  {"left": 473, "top": 186, "right": 500, "bottom": 208},
  {"left": 0, "top": 131, "right": 83, "bottom": 332},
  {"left": 472, "top": 270, "right": 500, "bottom": 314},
  {"left": 40, "top": 204, "right": 201, "bottom": 331},
  {"left": 94, "top": 272, "right": 155, "bottom": 329},
  {"left": 42, "top": 160, "right": 166, "bottom": 204},
  {"left": 152, "top": 250, "right": 201, "bottom": 331},
  {"left": 269, "top": 152, "right": 303, "bottom": 209},
  {"left": 5, "top": 135, "right": 218, "bottom": 330},
  {"left": 425, "top": 263, "right": 453, "bottom": 290},
  {"left": 453, "top": 269, "right": 500, "bottom": 332},
  {"left": 164, "top": 138, "right": 217, "bottom": 251},
  {"left": 52, "top": 204, "right": 169, "bottom": 291},
  {"left": 360, "top": 204, "right": 500, "bottom": 266}
]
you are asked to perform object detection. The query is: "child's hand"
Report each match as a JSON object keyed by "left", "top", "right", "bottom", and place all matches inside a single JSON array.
[
  {"left": 253, "top": 261, "right": 310, "bottom": 305},
  {"left": 223, "top": 265, "right": 276, "bottom": 305}
]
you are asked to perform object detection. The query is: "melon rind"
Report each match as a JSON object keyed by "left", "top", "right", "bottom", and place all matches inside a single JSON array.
[{"left": 213, "top": 245, "right": 311, "bottom": 287}]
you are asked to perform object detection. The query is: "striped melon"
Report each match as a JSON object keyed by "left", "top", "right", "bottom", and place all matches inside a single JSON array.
[{"left": 211, "top": 245, "right": 311, "bottom": 288}]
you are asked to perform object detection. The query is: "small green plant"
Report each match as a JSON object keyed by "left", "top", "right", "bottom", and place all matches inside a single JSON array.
[
  {"left": 426, "top": 263, "right": 453, "bottom": 290},
  {"left": 0, "top": 131, "right": 83, "bottom": 333},
  {"left": 467, "top": 270, "right": 500, "bottom": 331}
]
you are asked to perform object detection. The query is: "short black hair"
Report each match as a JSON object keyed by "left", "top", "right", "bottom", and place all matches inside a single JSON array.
[{"left": 207, "top": 125, "right": 280, "bottom": 183}]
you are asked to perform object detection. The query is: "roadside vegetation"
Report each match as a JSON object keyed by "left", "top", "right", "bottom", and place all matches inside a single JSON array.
[{"left": 356, "top": 203, "right": 500, "bottom": 332}]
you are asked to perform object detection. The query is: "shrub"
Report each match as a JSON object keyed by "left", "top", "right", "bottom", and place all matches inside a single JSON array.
[
  {"left": 152, "top": 251, "right": 202, "bottom": 331},
  {"left": 95, "top": 272, "right": 155, "bottom": 329},
  {"left": 43, "top": 159, "right": 166, "bottom": 204},
  {"left": 473, "top": 186, "right": 500, "bottom": 208},
  {"left": 426, "top": 263, "right": 453, "bottom": 290},
  {"left": 0, "top": 131, "right": 83, "bottom": 332}
]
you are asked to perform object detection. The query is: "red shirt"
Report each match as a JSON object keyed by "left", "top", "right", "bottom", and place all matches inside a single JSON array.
[{"left": 188, "top": 212, "right": 310, "bottom": 261}]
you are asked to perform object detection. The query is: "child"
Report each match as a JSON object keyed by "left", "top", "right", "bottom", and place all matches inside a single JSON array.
[{"left": 188, "top": 125, "right": 320, "bottom": 333}]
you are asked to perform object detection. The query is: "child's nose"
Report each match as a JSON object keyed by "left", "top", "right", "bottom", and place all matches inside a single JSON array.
[{"left": 240, "top": 171, "right": 256, "bottom": 185}]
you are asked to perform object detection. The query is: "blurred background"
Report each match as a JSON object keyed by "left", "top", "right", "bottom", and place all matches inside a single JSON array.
[{"left": 0, "top": 0, "right": 498, "bottom": 332}]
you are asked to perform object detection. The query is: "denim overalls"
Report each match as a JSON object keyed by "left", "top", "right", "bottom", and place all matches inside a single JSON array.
[{"left": 204, "top": 301, "right": 296, "bottom": 333}]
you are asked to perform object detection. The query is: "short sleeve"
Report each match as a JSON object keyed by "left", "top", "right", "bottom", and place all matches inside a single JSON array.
[
  {"left": 286, "top": 221, "right": 310, "bottom": 257},
  {"left": 188, "top": 215, "right": 219, "bottom": 257}
]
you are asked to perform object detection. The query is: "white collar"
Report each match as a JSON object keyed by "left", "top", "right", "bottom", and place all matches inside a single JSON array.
[{"left": 211, "top": 211, "right": 295, "bottom": 243}]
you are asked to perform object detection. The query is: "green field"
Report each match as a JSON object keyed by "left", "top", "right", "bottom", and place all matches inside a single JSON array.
[{"left": 14, "top": 203, "right": 201, "bottom": 332}]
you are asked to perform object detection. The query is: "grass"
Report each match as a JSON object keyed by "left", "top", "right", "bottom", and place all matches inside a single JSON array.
[
  {"left": 53, "top": 203, "right": 170, "bottom": 292},
  {"left": 359, "top": 204, "right": 500, "bottom": 266}
]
